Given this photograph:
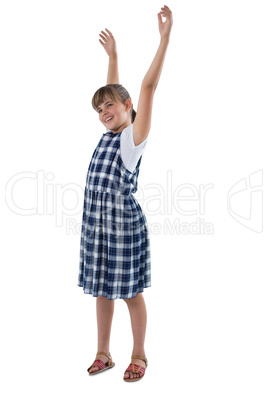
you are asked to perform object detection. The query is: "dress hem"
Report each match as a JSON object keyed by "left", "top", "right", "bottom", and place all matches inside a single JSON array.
[{"left": 77, "top": 283, "right": 151, "bottom": 300}]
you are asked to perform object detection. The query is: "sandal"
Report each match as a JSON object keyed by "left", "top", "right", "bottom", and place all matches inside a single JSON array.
[
  {"left": 123, "top": 355, "right": 148, "bottom": 382},
  {"left": 87, "top": 352, "right": 115, "bottom": 375}
]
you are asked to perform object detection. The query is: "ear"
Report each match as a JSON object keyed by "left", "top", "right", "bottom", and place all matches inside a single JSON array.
[{"left": 125, "top": 99, "right": 132, "bottom": 112}]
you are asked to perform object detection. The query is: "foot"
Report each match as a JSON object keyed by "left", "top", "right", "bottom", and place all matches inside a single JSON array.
[
  {"left": 124, "top": 357, "right": 146, "bottom": 380},
  {"left": 88, "top": 353, "right": 110, "bottom": 374}
]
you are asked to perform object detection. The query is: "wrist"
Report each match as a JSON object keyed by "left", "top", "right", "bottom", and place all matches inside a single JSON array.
[
  {"left": 109, "top": 50, "right": 118, "bottom": 58},
  {"left": 160, "top": 35, "right": 170, "bottom": 45}
]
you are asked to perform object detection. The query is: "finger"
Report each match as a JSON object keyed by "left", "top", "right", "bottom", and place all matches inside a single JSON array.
[
  {"left": 99, "top": 39, "right": 105, "bottom": 46},
  {"left": 99, "top": 34, "right": 107, "bottom": 42},
  {"left": 100, "top": 30, "right": 109, "bottom": 39},
  {"left": 105, "top": 28, "right": 113, "bottom": 37},
  {"left": 161, "top": 6, "right": 172, "bottom": 15},
  {"left": 160, "top": 10, "right": 171, "bottom": 20},
  {"left": 157, "top": 12, "right": 163, "bottom": 24},
  {"left": 162, "top": 5, "right": 171, "bottom": 12},
  {"left": 160, "top": 9, "right": 171, "bottom": 16}
]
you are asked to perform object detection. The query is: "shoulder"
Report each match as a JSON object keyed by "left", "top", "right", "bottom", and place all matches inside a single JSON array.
[{"left": 121, "top": 124, "right": 148, "bottom": 151}]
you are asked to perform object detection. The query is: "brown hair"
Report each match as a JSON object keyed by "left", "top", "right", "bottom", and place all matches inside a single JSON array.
[{"left": 92, "top": 84, "right": 136, "bottom": 123}]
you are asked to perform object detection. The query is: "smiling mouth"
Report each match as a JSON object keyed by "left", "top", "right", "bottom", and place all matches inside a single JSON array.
[{"left": 105, "top": 117, "right": 113, "bottom": 122}]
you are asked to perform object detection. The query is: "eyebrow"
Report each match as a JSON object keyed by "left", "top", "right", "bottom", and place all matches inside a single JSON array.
[{"left": 97, "top": 100, "right": 112, "bottom": 112}]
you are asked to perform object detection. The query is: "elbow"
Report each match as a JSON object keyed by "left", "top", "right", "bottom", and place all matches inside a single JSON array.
[{"left": 141, "top": 80, "right": 157, "bottom": 92}]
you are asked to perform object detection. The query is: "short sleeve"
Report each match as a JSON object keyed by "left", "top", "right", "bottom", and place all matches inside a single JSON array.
[{"left": 120, "top": 124, "right": 149, "bottom": 173}]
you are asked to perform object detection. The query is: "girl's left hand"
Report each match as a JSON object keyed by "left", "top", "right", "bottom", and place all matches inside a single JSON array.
[{"left": 158, "top": 5, "right": 173, "bottom": 39}]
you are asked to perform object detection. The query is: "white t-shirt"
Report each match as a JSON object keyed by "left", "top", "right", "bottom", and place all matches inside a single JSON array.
[{"left": 107, "top": 124, "right": 148, "bottom": 173}]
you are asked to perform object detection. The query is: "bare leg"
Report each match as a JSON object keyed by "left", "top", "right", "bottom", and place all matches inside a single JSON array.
[
  {"left": 123, "top": 293, "right": 147, "bottom": 379},
  {"left": 88, "top": 296, "right": 115, "bottom": 373}
]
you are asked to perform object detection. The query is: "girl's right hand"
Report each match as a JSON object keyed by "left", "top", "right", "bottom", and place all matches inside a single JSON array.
[{"left": 99, "top": 28, "right": 117, "bottom": 56}]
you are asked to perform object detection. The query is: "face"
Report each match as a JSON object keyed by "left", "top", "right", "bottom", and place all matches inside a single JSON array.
[{"left": 96, "top": 97, "right": 132, "bottom": 133}]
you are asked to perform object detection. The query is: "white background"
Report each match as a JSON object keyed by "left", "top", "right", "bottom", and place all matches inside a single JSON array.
[{"left": 1, "top": 0, "right": 268, "bottom": 400}]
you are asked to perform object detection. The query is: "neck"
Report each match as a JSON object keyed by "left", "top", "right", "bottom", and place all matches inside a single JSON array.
[{"left": 111, "top": 119, "right": 131, "bottom": 134}]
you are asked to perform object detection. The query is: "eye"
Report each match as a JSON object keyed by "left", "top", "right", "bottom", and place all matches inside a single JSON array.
[
  {"left": 107, "top": 103, "right": 112, "bottom": 107},
  {"left": 97, "top": 109, "right": 102, "bottom": 113}
]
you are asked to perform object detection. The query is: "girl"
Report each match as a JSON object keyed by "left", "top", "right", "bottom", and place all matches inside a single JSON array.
[{"left": 78, "top": 5, "right": 173, "bottom": 382}]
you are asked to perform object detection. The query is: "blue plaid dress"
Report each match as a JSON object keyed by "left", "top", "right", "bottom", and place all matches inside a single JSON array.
[{"left": 78, "top": 128, "right": 151, "bottom": 300}]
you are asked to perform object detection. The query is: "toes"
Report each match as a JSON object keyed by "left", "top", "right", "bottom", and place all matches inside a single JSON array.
[
  {"left": 124, "top": 372, "right": 141, "bottom": 379},
  {"left": 124, "top": 371, "right": 142, "bottom": 380},
  {"left": 89, "top": 366, "right": 99, "bottom": 373},
  {"left": 124, "top": 372, "right": 133, "bottom": 379}
]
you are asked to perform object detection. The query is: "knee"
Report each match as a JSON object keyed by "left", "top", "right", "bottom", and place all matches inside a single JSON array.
[
  {"left": 123, "top": 293, "right": 141, "bottom": 304},
  {"left": 123, "top": 296, "right": 135, "bottom": 304},
  {"left": 97, "top": 296, "right": 114, "bottom": 304},
  {"left": 123, "top": 298, "right": 130, "bottom": 304}
]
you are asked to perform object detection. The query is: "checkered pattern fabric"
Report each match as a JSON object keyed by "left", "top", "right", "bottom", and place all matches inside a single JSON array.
[{"left": 78, "top": 129, "right": 151, "bottom": 300}]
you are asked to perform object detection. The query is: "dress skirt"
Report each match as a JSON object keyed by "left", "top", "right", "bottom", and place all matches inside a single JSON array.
[{"left": 77, "top": 128, "right": 151, "bottom": 300}]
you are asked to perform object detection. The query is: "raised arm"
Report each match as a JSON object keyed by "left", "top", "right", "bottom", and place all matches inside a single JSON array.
[
  {"left": 133, "top": 5, "right": 173, "bottom": 145},
  {"left": 99, "top": 28, "right": 119, "bottom": 84}
]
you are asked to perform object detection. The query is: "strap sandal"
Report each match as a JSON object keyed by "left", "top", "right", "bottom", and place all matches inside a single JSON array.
[
  {"left": 123, "top": 355, "right": 148, "bottom": 382},
  {"left": 87, "top": 352, "right": 115, "bottom": 375}
]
